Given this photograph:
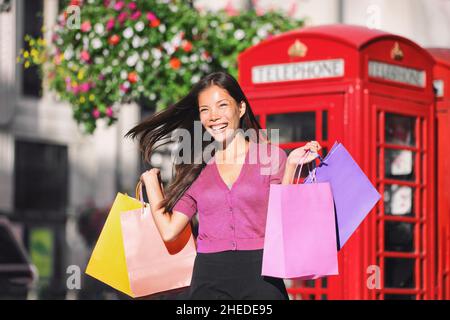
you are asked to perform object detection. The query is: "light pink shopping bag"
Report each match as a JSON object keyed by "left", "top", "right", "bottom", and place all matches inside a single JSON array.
[
  {"left": 120, "top": 182, "right": 197, "bottom": 297},
  {"left": 262, "top": 151, "right": 339, "bottom": 280}
]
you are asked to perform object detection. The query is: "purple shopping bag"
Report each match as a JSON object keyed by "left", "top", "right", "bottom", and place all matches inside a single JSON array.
[
  {"left": 262, "top": 151, "right": 339, "bottom": 280},
  {"left": 304, "top": 141, "right": 381, "bottom": 249}
]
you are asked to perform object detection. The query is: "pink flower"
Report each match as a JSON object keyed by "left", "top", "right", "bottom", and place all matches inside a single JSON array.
[
  {"left": 79, "top": 82, "right": 90, "bottom": 93},
  {"left": 128, "top": 2, "right": 137, "bottom": 10},
  {"left": 80, "top": 50, "right": 90, "bottom": 62},
  {"left": 106, "top": 106, "right": 114, "bottom": 117},
  {"left": 146, "top": 12, "right": 156, "bottom": 21},
  {"left": 224, "top": 1, "right": 239, "bottom": 16},
  {"left": 106, "top": 18, "right": 115, "bottom": 31},
  {"left": 130, "top": 11, "right": 141, "bottom": 20},
  {"left": 256, "top": 7, "right": 264, "bottom": 16},
  {"left": 119, "top": 84, "right": 129, "bottom": 93},
  {"left": 54, "top": 55, "right": 62, "bottom": 65},
  {"left": 92, "top": 109, "right": 101, "bottom": 119},
  {"left": 58, "top": 14, "right": 65, "bottom": 26},
  {"left": 117, "top": 12, "right": 128, "bottom": 24},
  {"left": 103, "top": 0, "right": 111, "bottom": 7},
  {"left": 113, "top": 1, "right": 124, "bottom": 11},
  {"left": 66, "top": 82, "right": 72, "bottom": 91},
  {"left": 80, "top": 21, "right": 92, "bottom": 32},
  {"left": 98, "top": 74, "right": 105, "bottom": 81},
  {"left": 72, "top": 84, "right": 79, "bottom": 94}
]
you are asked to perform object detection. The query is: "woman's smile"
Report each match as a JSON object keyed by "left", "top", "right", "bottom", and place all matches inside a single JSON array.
[{"left": 210, "top": 123, "right": 229, "bottom": 134}]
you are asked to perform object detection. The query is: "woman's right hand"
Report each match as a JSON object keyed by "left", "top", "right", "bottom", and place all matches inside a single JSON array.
[{"left": 140, "top": 168, "right": 161, "bottom": 187}]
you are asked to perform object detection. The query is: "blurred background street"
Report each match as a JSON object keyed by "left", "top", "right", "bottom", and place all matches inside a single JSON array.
[{"left": 1, "top": 0, "right": 449, "bottom": 300}]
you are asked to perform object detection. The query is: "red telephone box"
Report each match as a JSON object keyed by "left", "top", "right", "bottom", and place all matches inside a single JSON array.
[
  {"left": 238, "top": 24, "right": 436, "bottom": 299},
  {"left": 427, "top": 48, "right": 450, "bottom": 300}
]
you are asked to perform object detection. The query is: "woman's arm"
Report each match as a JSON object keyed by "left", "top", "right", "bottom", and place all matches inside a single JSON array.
[
  {"left": 282, "top": 161, "right": 297, "bottom": 185},
  {"left": 281, "top": 141, "right": 322, "bottom": 185},
  {"left": 141, "top": 169, "right": 190, "bottom": 242}
]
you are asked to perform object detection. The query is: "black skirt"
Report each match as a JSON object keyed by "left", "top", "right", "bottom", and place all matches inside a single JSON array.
[{"left": 183, "top": 249, "right": 289, "bottom": 300}]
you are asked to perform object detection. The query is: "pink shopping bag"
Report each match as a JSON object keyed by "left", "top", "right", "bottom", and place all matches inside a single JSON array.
[
  {"left": 262, "top": 151, "right": 339, "bottom": 280},
  {"left": 120, "top": 182, "right": 197, "bottom": 297}
]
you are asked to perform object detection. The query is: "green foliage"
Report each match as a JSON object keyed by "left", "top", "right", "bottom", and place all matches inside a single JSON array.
[{"left": 17, "top": 0, "right": 303, "bottom": 134}]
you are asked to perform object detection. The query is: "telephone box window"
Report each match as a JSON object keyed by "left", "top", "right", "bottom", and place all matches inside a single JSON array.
[
  {"left": 384, "top": 185, "right": 414, "bottom": 216},
  {"left": 384, "top": 294, "right": 415, "bottom": 300},
  {"left": 322, "top": 110, "right": 328, "bottom": 140},
  {"left": 266, "top": 112, "right": 316, "bottom": 143},
  {"left": 384, "top": 221, "right": 414, "bottom": 252},
  {"left": 321, "top": 277, "right": 327, "bottom": 288},
  {"left": 385, "top": 114, "right": 416, "bottom": 147},
  {"left": 384, "top": 149, "right": 415, "bottom": 181},
  {"left": 384, "top": 258, "right": 415, "bottom": 288}
]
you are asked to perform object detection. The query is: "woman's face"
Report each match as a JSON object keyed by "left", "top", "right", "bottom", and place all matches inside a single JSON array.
[{"left": 198, "top": 85, "right": 246, "bottom": 143}]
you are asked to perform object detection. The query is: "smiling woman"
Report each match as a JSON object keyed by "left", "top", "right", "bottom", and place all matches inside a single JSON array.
[
  {"left": 125, "top": 71, "right": 320, "bottom": 300},
  {"left": 126, "top": 71, "right": 263, "bottom": 214},
  {"left": 198, "top": 87, "right": 246, "bottom": 144}
]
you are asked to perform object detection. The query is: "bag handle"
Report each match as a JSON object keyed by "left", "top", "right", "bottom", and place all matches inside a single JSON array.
[
  {"left": 291, "top": 150, "right": 319, "bottom": 184},
  {"left": 135, "top": 180, "right": 144, "bottom": 202},
  {"left": 135, "top": 181, "right": 151, "bottom": 217}
]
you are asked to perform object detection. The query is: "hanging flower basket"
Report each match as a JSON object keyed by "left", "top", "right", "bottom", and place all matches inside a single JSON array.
[{"left": 17, "top": 0, "right": 303, "bottom": 134}]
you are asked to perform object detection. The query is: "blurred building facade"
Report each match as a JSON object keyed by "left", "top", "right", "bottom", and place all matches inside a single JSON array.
[
  {"left": 0, "top": 0, "right": 449, "bottom": 299},
  {"left": 197, "top": 0, "right": 450, "bottom": 47},
  {"left": 0, "top": 0, "right": 142, "bottom": 299}
]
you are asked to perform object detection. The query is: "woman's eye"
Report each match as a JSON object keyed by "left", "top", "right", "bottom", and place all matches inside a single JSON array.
[{"left": 220, "top": 104, "right": 227, "bottom": 107}]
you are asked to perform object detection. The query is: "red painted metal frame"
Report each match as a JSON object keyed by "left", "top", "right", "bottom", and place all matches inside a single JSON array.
[
  {"left": 427, "top": 48, "right": 450, "bottom": 300},
  {"left": 377, "top": 104, "right": 433, "bottom": 299}
]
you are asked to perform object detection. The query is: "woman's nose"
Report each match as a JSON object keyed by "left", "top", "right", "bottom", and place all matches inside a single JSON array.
[{"left": 209, "top": 107, "right": 221, "bottom": 120}]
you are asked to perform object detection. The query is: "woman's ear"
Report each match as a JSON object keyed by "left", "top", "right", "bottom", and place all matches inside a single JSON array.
[{"left": 239, "top": 101, "right": 246, "bottom": 118}]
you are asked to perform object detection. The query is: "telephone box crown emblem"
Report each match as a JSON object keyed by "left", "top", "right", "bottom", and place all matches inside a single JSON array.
[
  {"left": 391, "top": 42, "right": 404, "bottom": 61},
  {"left": 288, "top": 39, "right": 308, "bottom": 58}
]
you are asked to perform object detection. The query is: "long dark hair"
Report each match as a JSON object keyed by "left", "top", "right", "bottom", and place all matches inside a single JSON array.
[{"left": 125, "top": 71, "right": 264, "bottom": 214}]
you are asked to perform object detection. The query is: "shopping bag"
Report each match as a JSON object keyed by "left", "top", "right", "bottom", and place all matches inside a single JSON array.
[
  {"left": 120, "top": 182, "right": 197, "bottom": 297},
  {"left": 304, "top": 141, "right": 381, "bottom": 249},
  {"left": 262, "top": 151, "right": 339, "bottom": 280},
  {"left": 85, "top": 189, "right": 142, "bottom": 296},
  {"left": 85, "top": 181, "right": 197, "bottom": 298}
]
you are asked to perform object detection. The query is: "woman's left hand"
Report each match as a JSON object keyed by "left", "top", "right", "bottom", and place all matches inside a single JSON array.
[{"left": 287, "top": 141, "right": 322, "bottom": 166}]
